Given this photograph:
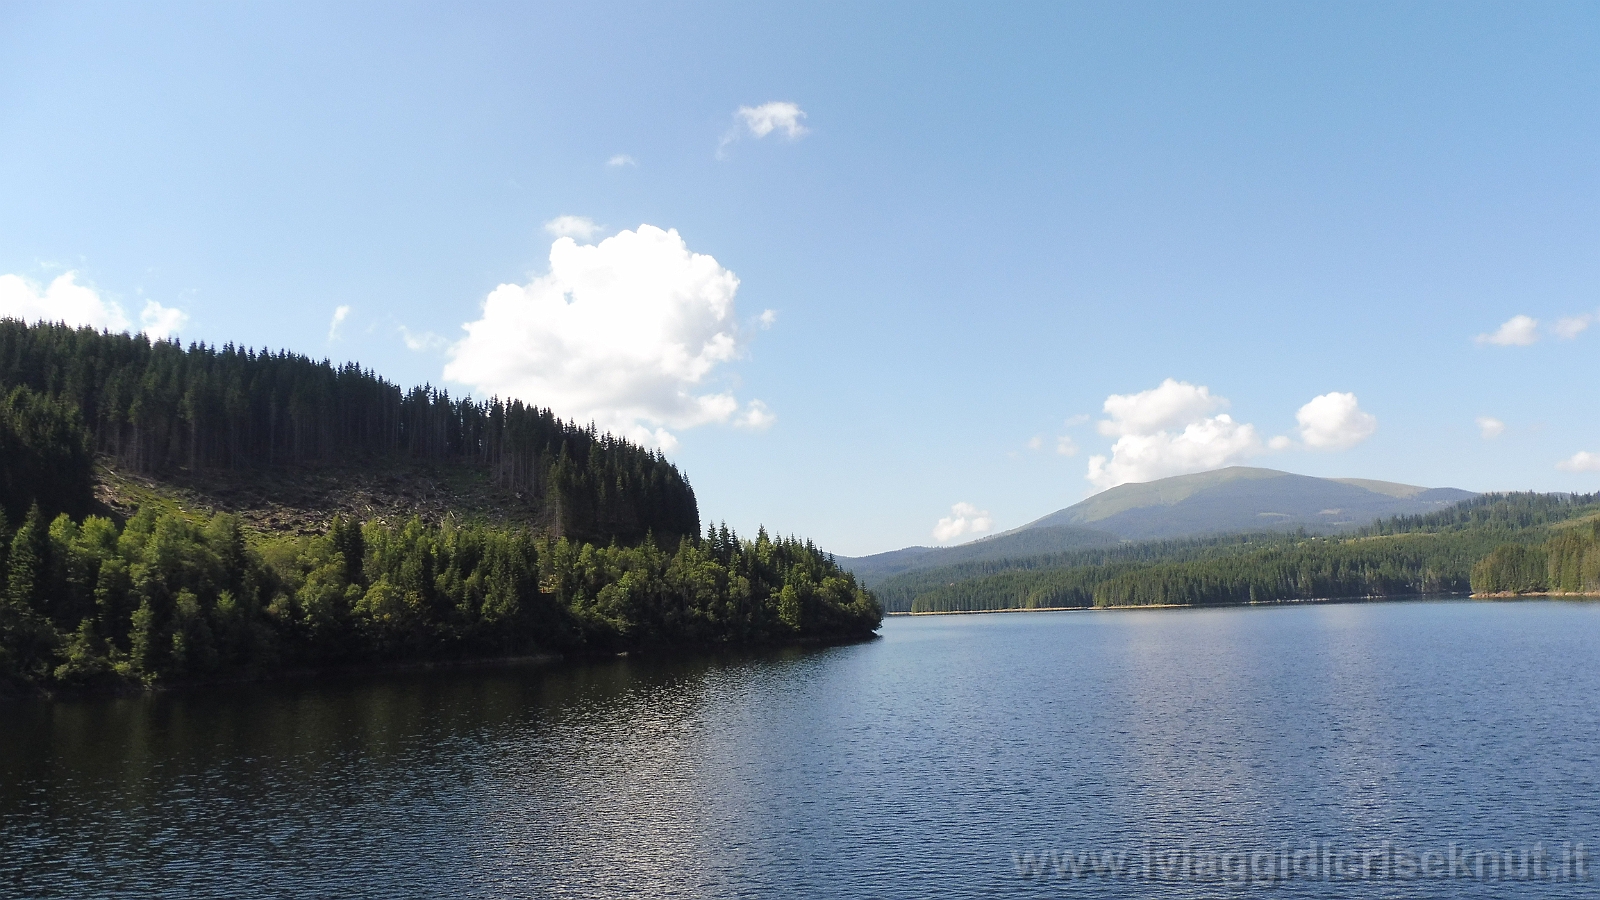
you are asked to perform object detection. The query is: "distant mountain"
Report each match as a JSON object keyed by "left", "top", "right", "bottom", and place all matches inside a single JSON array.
[
  {"left": 1022, "top": 466, "right": 1475, "bottom": 540},
  {"left": 837, "top": 467, "right": 1475, "bottom": 587},
  {"left": 835, "top": 525, "right": 1120, "bottom": 585}
]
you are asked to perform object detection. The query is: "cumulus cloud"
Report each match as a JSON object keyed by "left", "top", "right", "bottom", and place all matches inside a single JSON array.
[
  {"left": 1056, "top": 435, "right": 1078, "bottom": 456},
  {"left": 443, "top": 224, "right": 765, "bottom": 449},
  {"left": 1083, "top": 380, "right": 1377, "bottom": 490},
  {"left": 1087, "top": 414, "right": 1262, "bottom": 491},
  {"left": 735, "top": 399, "right": 776, "bottom": 430},
  {"left": 544, "top": 215, "right": 602, "bottom": 241},
  {"left": 1294, "top": 392, "right": 1377, "bottom": 450},
  {"left": 139, "top": 301, "right": 188, "bottom": 340},
  {"left": 758, "top": 309, "right": 777, "bottom": 329},
  {"left": 719, "top": 101, "right": 808, "bottom": 157},
  {"left": 932, "top": 502, "right": 992, "bottom": 543},
  {"left": 1554, "top": 314, "right": 1593, "bottom": 340},
  {"left": 1476, "top": 315, "right": 1539, "bottom": 346},
  {"left": 0, "top": 271, "right": 187, "bottom": 339},
  {"left": 1557, "top": 451, "right": 1600, "bottom": 473},
  {"left": 1097, "top": 379, "right": 1226, "bottom": 438},
  {"left": 1086, "top": 379, "right": 1259, "bottom": 489},
  {"left": 1476, "top": 416, "right": 1506, "bottom": 440},
  {"left": 1026, "top": 435, "right": 1043, "bottom": 451},
  {"left": 607, "top": 154, "right": 637, "bottom": 167},
  {"left": 328, "top": 305, "right": 351, "bottom": 341}
]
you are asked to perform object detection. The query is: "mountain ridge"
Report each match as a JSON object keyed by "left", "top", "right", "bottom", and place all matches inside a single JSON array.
[{"left": 839, "top": 466, "right": 1475, "bottom": 586}]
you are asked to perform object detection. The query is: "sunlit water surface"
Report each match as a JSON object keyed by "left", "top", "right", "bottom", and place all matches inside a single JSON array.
[{"left": 5, "top": 600, "right": 1600, "bottom": 898}]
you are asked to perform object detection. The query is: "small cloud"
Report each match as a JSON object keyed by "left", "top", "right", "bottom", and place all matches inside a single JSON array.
[
  {"left": 933, "top": 502, "right": 993, "bottom": 543},
  {"left": 1055, "top": 435, "right": 1078, "bottom": 456},
  {"left": 719, "top": 101, "right": 808, "bottom": 157},
  {"left": 1, "top": 270, "right": 189, "bottom": 339},
  {"left": 139, "top": 300, "right": 188, "bottom": 340},
  {"left": 758, "top": 308, "right": 777, "bottom": 329},
  {"left": 1476, "top": 416, "right": 1506, "bottom": 440},
  {"left": 543, "top": 215, "right": 602, "bottom": 242},
  {"left": 1557, "top": 451, "right": 1600, "bottom": 473},
  {"left": 1475, "top": 315, "right": 1539, "bottom": 347},
  {"left": 1295, "top": 392, "right": 1377, "bottom": 450},
  {"left": 328, "top": 305, "right": 351, "bottom": 341},
  {"left": 734, "top": 399, "right": 776, "bottom": 430},
  {"left": 1554, "top": 314, "right": 1592, "bottom": 340},
  {"left": 1062, "top": 414, "right": 1090, "bottom": 428},
  {"left": 1026, "top": 435, "right": 1043, "bottom": 451},
  {"left": 1268, "top": 435, "right": 1293, "bottom": 451},
  {"left": 399, "top": 326, "right": 446, "bottom": 352},
  {"left": 607, "top": 154, "right": 637, "bottom": 168}
]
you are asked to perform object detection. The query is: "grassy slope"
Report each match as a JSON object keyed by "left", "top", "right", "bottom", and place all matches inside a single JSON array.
[{"left": 92, "top": 455, "right": 555, "bottom": 538}]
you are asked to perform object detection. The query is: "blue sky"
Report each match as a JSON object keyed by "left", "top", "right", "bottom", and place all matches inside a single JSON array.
[{"left": 1, "top": 2, "right": 1597, "bottom": 555}]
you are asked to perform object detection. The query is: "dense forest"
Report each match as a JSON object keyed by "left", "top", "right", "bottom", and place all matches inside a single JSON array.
[
  {"left": 873, "top": 493, "right": 1600, "bottom": 613},
  {"left": 1, "top": 504, "right": 878, "bottom": 690},
  {"left": 0, "top": 321, "right": 696, "bottom": 544},
  {"left": 0, "top": 320, "right": 880, "bottom": 692}
]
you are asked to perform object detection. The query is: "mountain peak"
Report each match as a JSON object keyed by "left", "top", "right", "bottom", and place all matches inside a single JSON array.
[{"left": 1024, "top": 467, "right": 1473, "bottom": 539}]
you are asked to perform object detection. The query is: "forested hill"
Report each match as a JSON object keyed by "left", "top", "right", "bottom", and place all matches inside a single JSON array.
[
  {"left": 875, "top": 492, "right": 1600, "bottom": 613},
  {"left": 0, "top": 320, "right": 696, "bottom": 545},
  {"left": 838, "top": 467, "right": 1475, "bottom": 588},
  {"left": 0, "top": 320, "right": 881, "bottom": 693}
]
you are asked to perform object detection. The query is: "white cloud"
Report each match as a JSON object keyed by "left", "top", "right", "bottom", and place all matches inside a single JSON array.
[
  {"left": 0, "top": 271, "right": 188, "bottom": 339},
  {"left": 1554, "top": 314, "right": 1592, "bottom": 340},
  {"left": 1082, "top": 381, "right": 1378, "bottom": 490},
  {"left": 400, "top": 326, "right": 446, "bottom": 352},
  {"left": 758, "top": 308, "right": 777, "bottom": 329},
  {"left": 443, "top": 224, "right": 764, "bottom": 450},
  {"left": 1294, "top": 392, "right": 1377, "bottom": 450},
  {"left": 1056, "top": 435, "right": 1078, "bottom": 456},
  {"left": 932, "top": 502, "right": 992, "bottom": 543},
  {"left": 1097, "top": 379, "right": 1226, "bottom": 438},
  {"left": 737, "top": 101, "right": 808, "bottom": 138},
  {"left": 544, "top": 215, "right": 602, "bottom": 241},
  {"left": 139, "top": 301, "right": 188, "bottom": 341},
  {"left": 735, "top": 399, "right": 775, "bottom": 430},
  {"left": 607, "top": 154, "right": 637, "bottom": 167},
  {"left": 1087, "top": 415, "right": 1262, "bottom": 490},
  {"left": 1476, "top": 416, "right": 1506, "bottom": 440},
  {"left": 1557, "top": 451, "right": 1600, "bottom": 473},
  {"left": 328, "top": 305, "right": 351, "bottom": 341},
  {"left": 1062, "top": 413, "right": 1090, "bottom": 428},
  {"left": 1087, "top": 379, "right": 1261, "bottom": 489},
  {"left": 1475, "top": 315, "right": 1539, "bottom": 346},
  {"left": 1026, "top": 435, "right": 1043, "bottom": 451},
  {"left": 719, "top": 101, "right": 808, "bottom": 157},
  {"left": 1, "top": 271, "right": 129, "bottom": 331}
]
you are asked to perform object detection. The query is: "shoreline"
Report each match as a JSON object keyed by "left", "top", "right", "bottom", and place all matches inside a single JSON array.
[
  {"left": 1470, "top": 591, "right": 1600, "bottom": 599},
  {"left": 885, "top": 593, "right": 1483, "bottom": 617},
  {"left": 1, "top": 629, "right": 884, "bottom": 702}
]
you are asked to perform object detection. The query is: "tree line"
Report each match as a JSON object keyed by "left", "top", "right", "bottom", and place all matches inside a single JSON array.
[
  {"left": 1, "top": 503, "right": 880, "bottom": 691},
  {"left": 871, "top": 494, "right": 1600, "bottom": 613},
  {"left": 1471, "top": 518, "right": 1600, "bottom": 595},
  {"left": 0, "top": 320, "right": 696, "bottom": 544}
]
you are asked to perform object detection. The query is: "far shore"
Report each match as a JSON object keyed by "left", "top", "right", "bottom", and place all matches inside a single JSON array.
[
  {"left": 1470, "top": 591, "right": 1600, "bottom": 599},
  {"left": 884, "top": 593, "right": 1502, "bottom": 617}
]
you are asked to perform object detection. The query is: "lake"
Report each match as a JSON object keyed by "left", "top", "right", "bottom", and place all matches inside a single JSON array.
[{"left": 4, "top": 600, "right": 1599, "bottom": 898}]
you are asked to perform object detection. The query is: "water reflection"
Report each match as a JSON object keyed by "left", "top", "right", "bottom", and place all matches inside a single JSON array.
[{"left": 4, "top": 602, "right": 1600, "bottom": 899}]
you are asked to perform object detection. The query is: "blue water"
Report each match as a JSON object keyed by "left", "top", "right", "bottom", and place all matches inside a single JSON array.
[{"left": 4, "top": 600, "right": 1599, "bottom": 898}]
